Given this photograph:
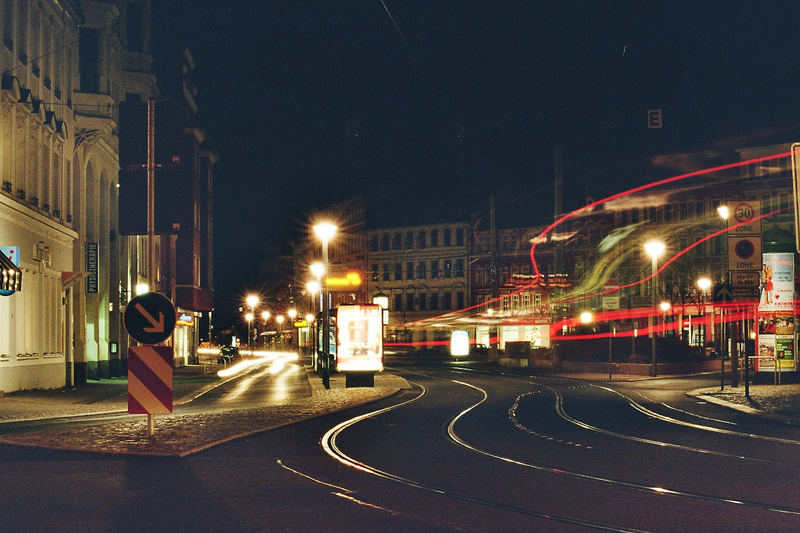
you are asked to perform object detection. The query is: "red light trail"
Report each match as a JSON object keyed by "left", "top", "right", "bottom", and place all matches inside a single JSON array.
[{"left": 396, "top": 151, "right": 791, "bottom": 345}]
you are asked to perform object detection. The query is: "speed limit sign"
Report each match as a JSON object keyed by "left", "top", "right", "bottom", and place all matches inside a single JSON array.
[{"left": 730, "top": 201, "right": 760, "bottom": 235}]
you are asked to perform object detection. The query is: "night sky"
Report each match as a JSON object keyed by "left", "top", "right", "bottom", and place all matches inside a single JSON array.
[{"left": 152, "top": 2, "right": 800, "bottom": 326}]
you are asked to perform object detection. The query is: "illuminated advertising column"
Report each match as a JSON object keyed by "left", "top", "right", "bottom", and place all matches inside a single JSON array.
[
  {"left": 336, "top": 304, "right": 383, "bottom": 372},
  {"left": 757, "top": 253, "right": 795, "bottom": 372}
]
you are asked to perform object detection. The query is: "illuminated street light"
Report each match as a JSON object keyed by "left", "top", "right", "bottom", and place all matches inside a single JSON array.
[
  {"left": 313, "top": 221, "right": 337, "bottom": 388},
  {"left": 245, "top": 294, "right": 260, "bottom": 355},
  {"left": 261, "top": 310, "right": 270, "bottom": 322},
  {"left": 310, "top": 262, "right": 325, "bottom": 280},
  {"left": 579, "top": 311, "right": 593, "bottom": 324},
  {"left": 659, "top": 301, "right": 671, "bottom": 336},
  {"left": 717, "top": 204, "right": 730, "bottom": 220},
  {"left": 644, "top": 239, "right": 665, "bottom": 377},
  {"left": 697, "top": 277, "right": 712, "bottom": 349}
]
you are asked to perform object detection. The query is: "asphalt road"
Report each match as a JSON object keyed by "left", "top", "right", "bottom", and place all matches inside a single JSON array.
[{"left": 2, "top": 364, "right": 800, "bottom": 532}]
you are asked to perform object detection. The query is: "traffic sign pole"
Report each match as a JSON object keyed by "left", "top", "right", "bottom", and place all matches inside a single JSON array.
[{"left": 124, "top": 291, "right": 176, "bottom": 436}]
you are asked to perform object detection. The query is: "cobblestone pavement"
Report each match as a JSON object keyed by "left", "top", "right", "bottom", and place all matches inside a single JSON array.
[
  {"left": 0, "top": 363, "right": 409, "bottom": 457},
  {"left": 691, "top": 383, "right": 800, "bottom": 425}
]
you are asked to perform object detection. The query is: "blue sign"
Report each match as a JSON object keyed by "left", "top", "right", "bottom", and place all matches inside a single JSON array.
[
  {"left": 86, "top": 242, "right": 98, "bottom": 293},
  {"left": 123, "top": 292, "right": 177, "bottom": 345}
]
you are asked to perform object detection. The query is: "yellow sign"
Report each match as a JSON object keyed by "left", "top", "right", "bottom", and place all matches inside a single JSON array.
[
  {"left": 328, "top": 272, "right": 361, "bottom": 288},
  {"left": 293, "top": 320, "right": 308, "bottom": 328}
]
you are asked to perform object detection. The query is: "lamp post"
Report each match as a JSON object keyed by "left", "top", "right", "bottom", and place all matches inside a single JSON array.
[
  {"left": 659, "top": 301, "right": 671, "bottom": 336},
  {"left": 717, "top": 204, "right": 734, "bottom": 387},
  {"left": 644, "top": 240, "right": 665, "bottom": 377},
  {"left": 287, "top": 308, "right": 297, "bottom": 349},
  {"left": 261, "top": 310, "right": 270, "bottom": 348},
  {"left": 313, "top": 221, "right": 337, "bottom": 389},
  {"left": 245, "top": 294, "right": 259, "bottom": 356},
  {"left": 276, "top": 315, "right": 285, "bottom": 348},
  {"left": 245, "top": 312, "right": 254, "bottom": 356},
  {"left": 697, "top": 277, "right": 712, "bottom": 350}
]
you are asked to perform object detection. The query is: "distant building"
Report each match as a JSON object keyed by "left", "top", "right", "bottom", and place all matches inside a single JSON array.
[{"left": 365, "top": 221, "right": 471, "bottom": 344}]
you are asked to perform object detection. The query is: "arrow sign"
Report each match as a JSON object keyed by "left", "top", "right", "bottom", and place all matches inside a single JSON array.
[
  {"left": 135, "top": 302, "right": 164, "bottom": 332},
  {"left": 124, "top": 292, "right": 176, "bottom": 345}
]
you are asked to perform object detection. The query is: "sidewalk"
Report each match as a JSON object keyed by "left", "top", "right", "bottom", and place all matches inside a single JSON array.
[{"left": 0, "top": 362, "right": 410, "bottom": 457}]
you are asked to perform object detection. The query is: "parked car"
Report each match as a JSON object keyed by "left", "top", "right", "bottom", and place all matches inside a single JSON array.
[{"left": 218, "top": 345, "right": 239, "bottom": 364}]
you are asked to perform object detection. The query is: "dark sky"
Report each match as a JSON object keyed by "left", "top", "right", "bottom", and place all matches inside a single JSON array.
[{"left": 152, "top": 1, "right": 800, "bottom": 317}]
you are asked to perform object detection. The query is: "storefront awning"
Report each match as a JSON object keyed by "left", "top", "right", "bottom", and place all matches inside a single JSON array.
[{"left": 0, "top": 250, "right": 22, "bottom": 294}]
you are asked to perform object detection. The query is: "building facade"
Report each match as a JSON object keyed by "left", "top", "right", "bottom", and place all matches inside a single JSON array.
[
  {"left": 0, "top": 1, "right": 209, "bottom": 392},
  {"left": 365, "top": 221, "right": 471, "bottom": 344}
]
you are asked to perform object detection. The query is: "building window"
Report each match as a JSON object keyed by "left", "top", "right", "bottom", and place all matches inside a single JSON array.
[
  {"left": 431, "top": 260, "right": 439, "bottom": 279},
  {"left": 392, "top": 232, "right": 402, "bottom": 250},
  {"left": 371, "top": 263, "right": 379, "bottom": 281},
  {"left": 680, "top": 203, "right": 688, "bottom": 220},
  {"left": 695, "top": 201, "right": 705, "bottom": 218},
  {"left": 512, "top": 293, "right": 519, "bottom": 309},
  {"left": 406, "top": 294, "right": 415, "bottom": 311},
  {"left": 430, "top": 293, "right": 439, "bottom": 310},
  {"left": 444, "top": 228, "right": 451, "bottom": 246},
  {"left": 419, "top": 293, "right": 427, "bottom": 311},
  {"left": 455, "top": 259, "right": 464, "bottom": 277},
  {"left": 534, "top": 293, "right": 542, "bottom": 308},
  {"left": 406, "top": 261, "right": 414, "bottom": 280},
  {"left": 383, "top": 263, "right": 390, "bottom": 281},
  {"left": 417, "top": 231, "right": 426, "bottom": 248},
  {"left": 430, "top": 229, "right": 438, "bottom": 246},
  {"left": 380, "top": 233, "right": 390, "bottom": 251},
  {"left": 522, "top": 292, "right": 531, "bottom": 309},
  {"left": 456, "top": 228, "right": 464, "bottom": 246},
  {"left": 456, "top": 291, "right": 464, "bottom": 309},
  {"left": 394, "top": 262, "right": 402, "bottom": 280},
  {"left": 394, "top": 294, "right": 402, "bottom": 311},
  {"left": 443, "top": 292, "right": 452, "bottom": 310},
  {"left": 417, "top": 261, "right": 426, "bottom": 279},
  {"left": 444, "top": 259, "right": 452, "bottom": 278},
  {"left": 369, "top": 235, "right": 379, "bottom": 251},
  {"left": 405, "top": 231, "right": 413, "bottom": 249}
]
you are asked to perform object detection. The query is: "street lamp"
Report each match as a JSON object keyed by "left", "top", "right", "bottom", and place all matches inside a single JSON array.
[
  {"left": 717, "top": 204, "right": 733, "bottom": 386},
  {"left": 697, "top": 277, "right": 712, "bottom": 352},
  {"left": 313, "top": 221, "right": 337, "bottom": 389},
  {"left": 244, "top": 312, "right": 254, "bottom": 357},
  {"left": 260, "top": 311, "right": 270, "bottom": 348},
  {"left": 245, "top": 294, "right": 259, "bottom": 355},
  {"left": 644, "top": 239, "right": 665, "bottom": 376},
  {"left": 276, "top": 315, "right": 285, "bottom": 348},
  {"left": 659, "top": 301, "right": 671, "bottom": 336},
  {"left": 288, "top": 308, "right": 297, "bottom": 349}
]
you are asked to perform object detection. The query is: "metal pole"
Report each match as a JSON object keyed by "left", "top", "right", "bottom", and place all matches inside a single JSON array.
[
  {"left": 608, "top": 321, "right": 614, "bottom": 380},
  {"left": 146, "top": 98, "right": 156, "bottom": 438},
  {"left": 650, "top": 256, "right": 657, "bottom": 377},
  {"left": 322, "top": 240, "right": 330, "bottom": 389}
]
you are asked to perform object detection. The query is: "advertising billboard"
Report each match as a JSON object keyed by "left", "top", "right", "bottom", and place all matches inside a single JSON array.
[
  {"left": 336, "top": 304, "right": 383, "bottom": 372},
  {"left": 757, "top": 253, "right": 796, "bottom": 371}
]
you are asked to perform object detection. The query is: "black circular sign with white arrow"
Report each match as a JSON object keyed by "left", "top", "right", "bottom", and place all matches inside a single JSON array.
[{"left": 123, "top": 292, "right": 177, "bottom": 345}]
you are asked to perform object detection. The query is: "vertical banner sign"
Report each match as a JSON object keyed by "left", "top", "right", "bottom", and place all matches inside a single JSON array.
[
  {"left": 128, "top": 346, "right": 173, "bottom": 414},
  {"left": 757, "top": 253, "right": 795, "bottom": 371},
  {"left": 86, "top": 241, "right": 98, "bottom": 293}
]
